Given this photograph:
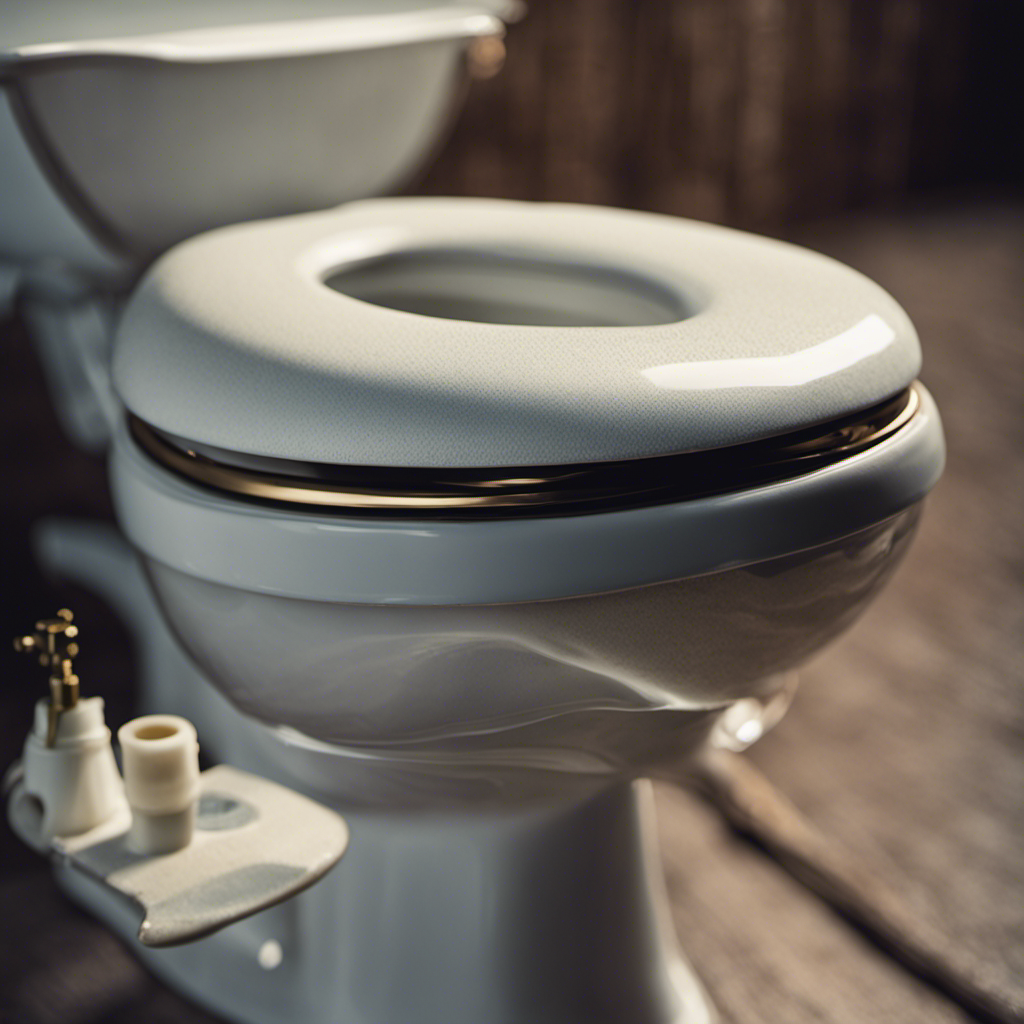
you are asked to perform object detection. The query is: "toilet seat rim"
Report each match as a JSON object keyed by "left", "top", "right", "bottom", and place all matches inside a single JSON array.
[
  {"left": 127, "top": 386, "right": 920, "bottom": 520},
  {"left": 109, "top": 383, "right": 945, "bottom": 605},
  {"left": 1, "top": 7, "right": 508, "bottom": 72}
]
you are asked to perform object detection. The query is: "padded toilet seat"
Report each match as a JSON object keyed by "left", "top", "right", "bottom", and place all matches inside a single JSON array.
[
  {"left": 110, "top": 199, "right": 943, "bottom": 600},
  {"left": 113, "top": 198, "right": 921, "bottom": 468}
]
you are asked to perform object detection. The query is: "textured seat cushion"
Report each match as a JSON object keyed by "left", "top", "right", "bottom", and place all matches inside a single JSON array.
[{"left": 113, "top": 197, "right": 921, "bottom": 467}]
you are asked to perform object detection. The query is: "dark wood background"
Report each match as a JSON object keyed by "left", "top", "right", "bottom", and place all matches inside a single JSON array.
[
  {"left": 2, "top": 2, "right": 1021, "bottom": 1022},
  {"left": 420, "top": 0, "right": 1018, "bottom": 228}
]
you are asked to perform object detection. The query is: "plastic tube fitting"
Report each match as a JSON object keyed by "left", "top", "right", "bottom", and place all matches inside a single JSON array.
[{"left": 118, "top": 715, "right": 200, "bottom": 855}]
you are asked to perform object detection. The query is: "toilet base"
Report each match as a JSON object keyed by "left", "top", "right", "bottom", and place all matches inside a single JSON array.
[
  {"left": 56, "top": 780, "right": 715, "bottom": 1024},
  {"left": 34, "top": 518, "right": 717, "bottom": 1023}
]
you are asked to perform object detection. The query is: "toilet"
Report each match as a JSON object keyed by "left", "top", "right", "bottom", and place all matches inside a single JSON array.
[
  {"left": 97, "top": 197, "right": 943, "bottom": 1022},
  {"left": 3, "top": 7, "right": 944, "bottom": 1024},
  {"left": 111, "top": 197, "right": 940, "bottom": 759}
]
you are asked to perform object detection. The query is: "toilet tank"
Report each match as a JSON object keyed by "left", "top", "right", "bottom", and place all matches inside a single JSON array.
[{"left": 0, "top": 1, "right": 515, "bottom": 278}]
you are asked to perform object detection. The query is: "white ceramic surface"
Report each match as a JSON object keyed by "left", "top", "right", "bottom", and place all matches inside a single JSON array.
[
  {"left": 0, "top": 1, "right": 513, "bottom": 448},
  {"left": 1, "top": 1, "right": 518, "bottom": 58},
  {"left": 35, "top": 520, "right": 716, "bottom": 1023},
  {"left": 0, "top": 3, "right": 510, "bottom": 275},
  {"left": 56, "top": 780, "right": 714, "bottom": 1024},
  {"left": 138, "top": 508, "right": 921, "bottom": 764},
  {"left": 109, "top": 388, "right": 944, "bottom": 604}
]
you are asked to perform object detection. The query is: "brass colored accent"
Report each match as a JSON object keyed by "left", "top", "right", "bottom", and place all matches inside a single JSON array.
[
  {"left": 14, "top": 608, "right": 82, "bottom": 746},
  {"left": 129, "top": 385, "right": 920, "bottom": 520},
  {"left": 466, "top": 35, "right": 506, "bottom": 79}
]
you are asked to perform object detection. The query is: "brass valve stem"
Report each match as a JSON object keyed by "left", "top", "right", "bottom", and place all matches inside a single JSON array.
[{"left": 14, "top": 608, "right": 81, "bottom": 747}]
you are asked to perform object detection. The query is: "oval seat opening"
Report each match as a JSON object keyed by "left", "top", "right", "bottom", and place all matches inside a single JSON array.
[{"left": 324, "top": 247, "right": 691, "bottom": 327}]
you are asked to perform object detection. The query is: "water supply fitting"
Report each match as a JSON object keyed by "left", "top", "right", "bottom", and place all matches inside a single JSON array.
[{"left": 118, "top": 715, "right": 200, "bottom": 854}]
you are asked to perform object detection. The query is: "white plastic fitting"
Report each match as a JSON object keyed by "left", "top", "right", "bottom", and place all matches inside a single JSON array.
[
  {"left": 22, "top": 696, "right": 126, "bottom": 840},
  {"left": 118, "top": 715, "right": 200, "bottom": 855}
]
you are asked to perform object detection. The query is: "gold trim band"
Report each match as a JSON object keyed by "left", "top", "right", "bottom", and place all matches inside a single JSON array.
[{"left": 129, "top": 385, "right": 920, "bottom": 519}]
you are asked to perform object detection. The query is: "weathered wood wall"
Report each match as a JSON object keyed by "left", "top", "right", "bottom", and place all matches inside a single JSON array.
[{"left": 420, "top": 0, "right": 988, "bottom": 230}]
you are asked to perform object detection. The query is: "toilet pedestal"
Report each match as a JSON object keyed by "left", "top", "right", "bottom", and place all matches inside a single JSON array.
[
  {"left": 59, "top": 780, "right": 713, "bottom": 1024},
  {"left": 37, "top": 519, "right": 716, "bottom": 1024}
]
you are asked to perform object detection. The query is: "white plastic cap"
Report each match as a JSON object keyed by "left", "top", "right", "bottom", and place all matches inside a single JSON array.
[{"left": 118, "top": 715, "right": 200, "bottom": 854}]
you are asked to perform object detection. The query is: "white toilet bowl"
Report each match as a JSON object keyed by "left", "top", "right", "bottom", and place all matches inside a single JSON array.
[
  {"left": 93, "top": 197, "right": 943, "bottom": 1023},
  {"left": 109, "top": 197, "right": 943, "bottom": 794},
  {"left": 4, "top": 187, "right": 937, "bottom": 1022}
]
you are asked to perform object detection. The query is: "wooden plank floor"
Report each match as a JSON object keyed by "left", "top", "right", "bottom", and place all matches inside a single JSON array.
[
  {"left": 1, "top": 201, "right": 1021, "bottom": 1022},
  {"left": 655, "top": 201, "right": 1023, "bottom": 1023}
]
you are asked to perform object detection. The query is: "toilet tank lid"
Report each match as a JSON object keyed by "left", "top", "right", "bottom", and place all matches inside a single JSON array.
[
  {"left": 113, "top": 198, "right": 923, "bottom": 469},
  {"left": 1, "top": 1, "right": 512, "bottom": 68}
]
